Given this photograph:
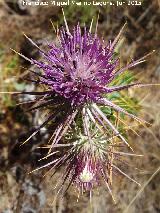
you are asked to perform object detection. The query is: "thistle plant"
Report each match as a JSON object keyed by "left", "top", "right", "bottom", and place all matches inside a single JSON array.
[{"left": 4, "top": 12, "right": 156, "bottom": 199}]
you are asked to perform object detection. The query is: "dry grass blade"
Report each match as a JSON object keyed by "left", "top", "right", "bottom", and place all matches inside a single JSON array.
[
  {"left": 123, "top": 166, "right": 160, "bottom": 213},
  {"left": 62, "top": 8, "right": 71, "bottom": 36}
]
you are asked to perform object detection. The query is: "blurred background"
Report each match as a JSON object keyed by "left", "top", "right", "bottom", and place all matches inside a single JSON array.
[{"left": 0, "top": 0, "right": 160, "bottom": 212}]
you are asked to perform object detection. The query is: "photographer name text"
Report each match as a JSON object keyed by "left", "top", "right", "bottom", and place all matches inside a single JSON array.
[{"left": 22, "top": 0, "right": 142, "bottom": 7}]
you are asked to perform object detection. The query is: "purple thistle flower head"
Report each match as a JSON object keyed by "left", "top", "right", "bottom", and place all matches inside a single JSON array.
[
  {"left": 74, "top": 149, "right": 99, "bottom": 192},
  {"left": 52, "top": 135, "right": 110, "bottom": 195},
  {"left": 31, "top": 24, "right": 118, "bottom": 106},
  {"left": 60, "top": 134, "right": 113, "bottom": 194},
  {"left": 26, "top": 18, "right": 151, "bottom": 108}
]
